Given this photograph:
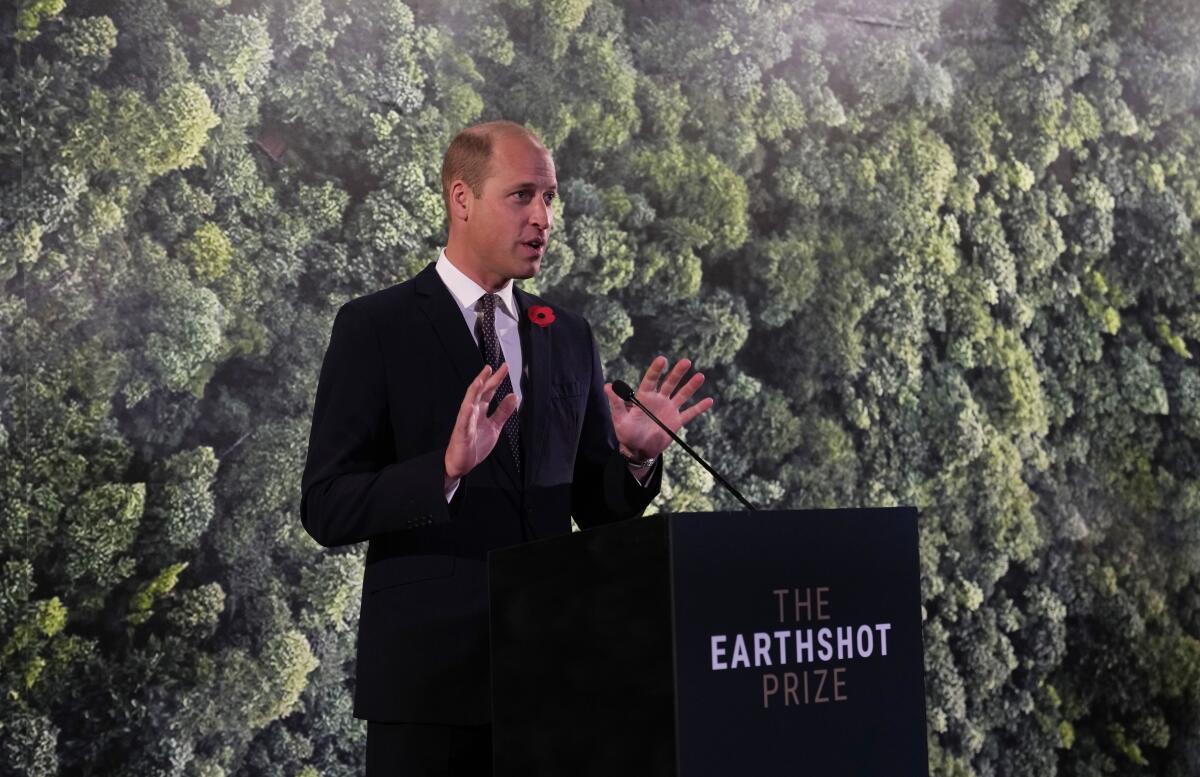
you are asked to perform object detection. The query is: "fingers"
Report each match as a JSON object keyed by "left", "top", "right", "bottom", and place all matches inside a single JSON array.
[
  {"left": 671, "top": 371, "right": 705, "bottom": 407},
  {"left": 479, "top": 362, "right": 509, "bottom": 407},
  {"left": 456, "top": 363, "right": 508, "bottom": 429},
  {"left": 457, "top": 364, "right": 513, "bottom": 425},
  {"left": 639, "top": 356, "right": 699, "bottom": 399},
  {"left": 449, "top": 371, "right": 486, "bottom": 478},
  {"left": 637, "top": 355, "right": 668, "bottom": 394},
  {"left": 679, "top": 396, "right": 714, "bottom": 425},
  {"left": 457, "top": 365, "right": 493, "bottom": 422},
  {"left": 447, "top": 365, "right": 515, "bottom": 481},
  {"left": 658, "top": 358, "right": 692, "bottom": 398}
]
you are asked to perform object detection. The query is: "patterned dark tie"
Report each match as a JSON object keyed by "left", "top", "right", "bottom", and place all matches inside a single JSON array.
[{"left": 475, "top": 293, "right": 522, "bottom": 471}]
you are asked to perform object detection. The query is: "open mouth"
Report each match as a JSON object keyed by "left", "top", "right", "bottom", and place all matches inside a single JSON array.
[{"left": 523, "top": 239, "right": 545, "bottom": 251}]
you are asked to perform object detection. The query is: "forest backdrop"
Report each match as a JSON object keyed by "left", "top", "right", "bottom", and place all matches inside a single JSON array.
[{"left": 3, "top": 0, "right": 1200, "bottom": 774}]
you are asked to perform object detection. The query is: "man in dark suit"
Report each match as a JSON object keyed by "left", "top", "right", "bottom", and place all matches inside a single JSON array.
[{"left": 301, "top": 121, "right": 713, "bottom": 775}]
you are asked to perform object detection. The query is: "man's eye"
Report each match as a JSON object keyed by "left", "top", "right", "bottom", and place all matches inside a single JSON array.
[
  {"left": 544, "top": 192, "right": 556, "bottom": 204},
  {"left": 514, "top": 191, "right": 532, "bottom": 201}
]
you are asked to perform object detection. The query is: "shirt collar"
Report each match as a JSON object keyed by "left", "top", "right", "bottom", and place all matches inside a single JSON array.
[{"left": 436, "top": 249, "right": 518, "bottom": 321}]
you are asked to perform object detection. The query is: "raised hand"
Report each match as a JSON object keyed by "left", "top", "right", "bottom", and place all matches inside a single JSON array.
[
  {"left": 604, "top": 356, "right": 714, "bottom": 461},
  {"left": 444, "top": 363, "right": 519, "bottom": 487}
]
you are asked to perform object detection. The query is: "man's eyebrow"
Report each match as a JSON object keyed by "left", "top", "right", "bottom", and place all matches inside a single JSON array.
[{"left": 510, "top": 181, "right": 557, "bottom": 191}]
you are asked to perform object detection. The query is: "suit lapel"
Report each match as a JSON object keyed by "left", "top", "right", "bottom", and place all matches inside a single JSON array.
[
  {"left": 516, "top": 287, "right": 551, "bottom": 489},
  {"left": 413, "top": 263, "right": 485, "bottom": 386}
]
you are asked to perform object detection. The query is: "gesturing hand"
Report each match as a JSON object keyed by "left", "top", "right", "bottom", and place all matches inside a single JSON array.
[
  {"left": 604, "top": 356, "right": 714, "bottom": 461},
  {"left": 444, "top": 363, "right": 519, "bottom": 487}
]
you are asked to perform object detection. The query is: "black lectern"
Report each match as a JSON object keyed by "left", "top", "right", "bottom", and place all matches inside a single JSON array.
[{"left": 489, "top": 508, "right": 928, "bottom": 776}]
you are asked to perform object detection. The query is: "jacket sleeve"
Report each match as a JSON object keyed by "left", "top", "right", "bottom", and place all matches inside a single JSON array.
[
  {"left": 570, "top": 321, "right": 662, "bottom": 530},
  {"left": 300, "top": 301, "right": 452, "bottom": 547}
]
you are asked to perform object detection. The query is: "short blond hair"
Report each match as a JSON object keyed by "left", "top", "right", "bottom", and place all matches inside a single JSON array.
[{"left": 441, "top": 121, "right": 547, "bottom": 212}]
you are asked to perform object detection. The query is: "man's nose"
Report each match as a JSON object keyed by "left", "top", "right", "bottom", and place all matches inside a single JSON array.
[{"left": 530, "top": 198, "right": 551, "bottom": 230}]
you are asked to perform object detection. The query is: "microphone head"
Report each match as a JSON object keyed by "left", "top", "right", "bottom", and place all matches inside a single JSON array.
[{"left": 611, "top": 380, "right": 635, "bottom": 401}]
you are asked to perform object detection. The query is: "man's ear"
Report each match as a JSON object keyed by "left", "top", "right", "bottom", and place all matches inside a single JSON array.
[{"left": 449, "top": 180, "right": 471, "bottom": 222}]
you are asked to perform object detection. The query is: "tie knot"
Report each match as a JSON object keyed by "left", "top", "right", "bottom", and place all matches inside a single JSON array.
[{"left": 477, "top": 293, "right": 498, "bottom": 317}]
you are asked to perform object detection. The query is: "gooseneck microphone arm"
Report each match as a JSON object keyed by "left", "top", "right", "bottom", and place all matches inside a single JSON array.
[{"left": 611, "top": 380, "right": 757, "bottom": 512}]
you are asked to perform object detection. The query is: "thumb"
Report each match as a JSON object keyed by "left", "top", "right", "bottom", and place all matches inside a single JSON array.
[
  {"left": 604, "top": 383, "right": 624, "bottom": 417},
  {"left": 490, "top": 392, "right": 520, "bottom": 427}
]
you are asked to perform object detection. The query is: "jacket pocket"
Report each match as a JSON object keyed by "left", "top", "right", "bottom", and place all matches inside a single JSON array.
[{"left": 365, "top": 553, "right": 456, "bottom": 593}]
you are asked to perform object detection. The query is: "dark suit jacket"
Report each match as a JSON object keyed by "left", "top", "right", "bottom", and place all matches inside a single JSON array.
[{"left": 300, "top": 262, "right": 661, "bottom": 723}]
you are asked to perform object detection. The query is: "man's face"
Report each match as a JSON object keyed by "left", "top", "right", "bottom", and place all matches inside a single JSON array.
[{"left": 459, "top": 134, "right": 557, "bottom": 287}]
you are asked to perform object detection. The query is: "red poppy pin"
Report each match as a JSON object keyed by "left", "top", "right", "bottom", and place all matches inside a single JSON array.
[{"left": 528, "top": 305, "right": 556, "bottom": 328}]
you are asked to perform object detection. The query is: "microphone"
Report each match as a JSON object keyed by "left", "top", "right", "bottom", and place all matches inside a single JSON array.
[{"left": 611, "top": 380, "right": 757, "bottom": 511}]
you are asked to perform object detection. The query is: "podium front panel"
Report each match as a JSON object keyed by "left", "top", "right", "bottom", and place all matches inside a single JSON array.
[{"left": 669, "top": 508, "right": 928, "bottom": 776}]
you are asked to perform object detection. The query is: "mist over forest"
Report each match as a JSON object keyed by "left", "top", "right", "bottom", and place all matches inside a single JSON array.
[{"left": 3, "top": 0, "right": 1200, "bottom": 774}]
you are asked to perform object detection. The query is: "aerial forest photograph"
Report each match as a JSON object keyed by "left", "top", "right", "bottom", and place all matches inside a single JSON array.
[{"left": 3, "top": 0, "right": 1200, "bottom": 774}]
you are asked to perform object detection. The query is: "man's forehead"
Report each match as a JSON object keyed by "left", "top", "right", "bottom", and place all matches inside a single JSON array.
[{"left": 490, "top": 136, "right": 556, "bottom": 185}]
